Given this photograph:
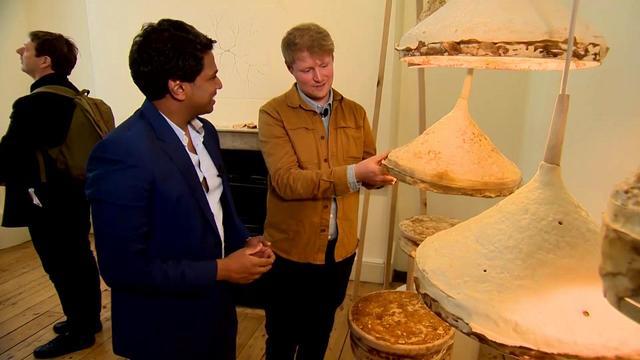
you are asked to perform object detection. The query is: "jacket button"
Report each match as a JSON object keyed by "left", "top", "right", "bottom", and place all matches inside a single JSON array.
[
  {"left": 320, "top": 229, "right": 326, "bottom": 233},
  {"left": 323, "top": 204, "right": 329, "bottom": 209},
  {"left": 320, "top": 136, "right": 325, "bottom": 140},
  {"left": 323, "top": 158, "right": 328, "bottom": 163}
]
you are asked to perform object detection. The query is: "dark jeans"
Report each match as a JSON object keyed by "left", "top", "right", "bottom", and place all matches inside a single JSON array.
[
  {"left": 28, "top": 189, "right": 101, "bottom": 336},
  {"left": 264, "top": 239, "right": 355, "bottom": 360}
]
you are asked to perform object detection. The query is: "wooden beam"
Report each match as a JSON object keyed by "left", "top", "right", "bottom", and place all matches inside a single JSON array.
[{"left": 353, "top": 0, "right": 393, "bottom": 298}]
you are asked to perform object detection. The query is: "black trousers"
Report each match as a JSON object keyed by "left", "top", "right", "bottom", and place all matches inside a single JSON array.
[
  {"left": 27, "top": 188, "right": 101, "bottom": 336},
  {"left": 264, "top": 239, "right": 355, "bottom": 360}
]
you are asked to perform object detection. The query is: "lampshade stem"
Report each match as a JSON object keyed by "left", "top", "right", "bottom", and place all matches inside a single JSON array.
[
  {"left": 560, "top": 0, "right": 580, "bottom": 95},
  {"left": 543, "top": 0, "right": 579, "bottom": 166},
  {"left": 459, "top": 68, "right": 474, "bottom": 101},
  {"left": 543, "top": 94, "right": 571, "bottom": 166}
]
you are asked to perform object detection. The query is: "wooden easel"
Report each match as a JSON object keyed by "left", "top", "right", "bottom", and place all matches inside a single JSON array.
[{"left": 353, "top": 0, "right": 428, "bottom": 297}]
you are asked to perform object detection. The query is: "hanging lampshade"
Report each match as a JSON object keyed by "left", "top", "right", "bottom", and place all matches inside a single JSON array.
[
  {"left": 383, "top": 70, "right": 521, "bottom": 198},
  {"left": 601, "top": 169, "right": 640, "bottom": 323},
  {"left": 417, "top": 0, "right": 447, "bottom": 21},
  {"left": 397, "top": 0, "right": 608, "bottom": 71},
  {"left": 413, "top": 162, "right": 640, "bottom": 358}
]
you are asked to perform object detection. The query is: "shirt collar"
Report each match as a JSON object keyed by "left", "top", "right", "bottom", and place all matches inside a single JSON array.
[
  {"left": 190, "top": 118, "right": 204, "bottom": 134},
  {"left": 296, "top": 84, "right": 333, "bottom": 116},
  {"left": 159, "top": 112, "right": 204, "bottom": 146}
]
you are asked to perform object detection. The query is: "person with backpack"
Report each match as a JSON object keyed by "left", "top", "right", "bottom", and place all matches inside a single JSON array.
[{"left": 0, "top": 31, "right": 105, "bottom": 358}]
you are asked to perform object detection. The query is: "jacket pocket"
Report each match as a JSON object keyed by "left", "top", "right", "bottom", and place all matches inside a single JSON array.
[
  {"left": 282, "top": 117, "right": 319, "bottom": 168},
  {"left": 337, "top": 124, "right": 364, "bottom": 164}
]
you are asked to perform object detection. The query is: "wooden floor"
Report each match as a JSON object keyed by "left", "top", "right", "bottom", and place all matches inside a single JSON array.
[{"left": 0, "top": 241, "right": 384, "bottom": 360}]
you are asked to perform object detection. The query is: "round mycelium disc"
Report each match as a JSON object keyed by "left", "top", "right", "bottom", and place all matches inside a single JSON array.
[{"left": 399, "top": 214, "right": 462, "bottom": 245}]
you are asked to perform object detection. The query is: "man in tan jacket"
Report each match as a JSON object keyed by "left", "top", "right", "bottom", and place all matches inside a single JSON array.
[{"left": 258, "top": 23, "right": 395, "bottom": 360}]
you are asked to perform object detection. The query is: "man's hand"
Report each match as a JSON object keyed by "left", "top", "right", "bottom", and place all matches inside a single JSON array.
[
  {"left": 216, "top": 246, "right": 275, "bottom": 284},
  {"left": 354, "top": 151, "right": 396, "bottom": 188},
  {"left": 245, "top": 235, "right": 274, "bottom": 259}
]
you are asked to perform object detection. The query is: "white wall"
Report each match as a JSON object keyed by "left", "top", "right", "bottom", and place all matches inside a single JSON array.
[
  {"left": 83, "top": 0, "right": 392, "bottom": 128},
  {"left": 0, "top": 0, "right": 31, "bottom": 247}
]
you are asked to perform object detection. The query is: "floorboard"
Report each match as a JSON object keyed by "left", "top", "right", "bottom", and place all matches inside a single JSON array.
[{"left": 0, "top": 241, "right": 387, "bottom": 359}]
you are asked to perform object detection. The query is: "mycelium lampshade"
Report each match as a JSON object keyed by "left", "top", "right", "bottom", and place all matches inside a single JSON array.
[
  {"left": 397, "top": 0, "right": 608, "bottom": 71},
  {"left": 383, "top": 70, "right": 521, "bottom": 198},
  {"left": 601, "top": 169, "right": 640, "bottom": 323},
  {"left": 414, "top": 162, "right": 640, "bottom": 358}
]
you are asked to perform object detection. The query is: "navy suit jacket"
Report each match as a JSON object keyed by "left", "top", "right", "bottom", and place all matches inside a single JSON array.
[{"left": 86, "top": 100, "right": 249, "bottom": 359}]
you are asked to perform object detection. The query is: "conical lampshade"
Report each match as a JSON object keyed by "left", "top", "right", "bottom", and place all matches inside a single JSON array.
[
  {"left": 383, "top": 71, "right": 521, "bottom": 198},
  {"left": 397, "top": 0, "right": 608, "bottom": 71},
  {"left": 414, "top": 162, "right": 640, "bottom": 358}
]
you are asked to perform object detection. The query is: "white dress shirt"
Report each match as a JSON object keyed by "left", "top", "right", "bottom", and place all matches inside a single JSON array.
[{"left": 161, "top": 113, "right": 226, "bottom": 256}]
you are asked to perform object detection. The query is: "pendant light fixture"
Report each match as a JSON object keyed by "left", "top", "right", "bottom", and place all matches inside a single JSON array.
[
  {"left": 601, "top": 170, "right": 640, "bottom": 324},
  {"left": 398, "top": 0, "right": 608, "bottom": 71},
  {"left": 383, "top": 69, "right": 521, "bottom": 198}
]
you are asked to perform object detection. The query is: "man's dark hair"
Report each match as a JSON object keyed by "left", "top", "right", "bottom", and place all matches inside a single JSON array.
[
  {"left": 29, "top": 31, "right": 78, "bottom": 76},
  {"left": 129, "top": 19, "right": 216, "bottom": 101}
]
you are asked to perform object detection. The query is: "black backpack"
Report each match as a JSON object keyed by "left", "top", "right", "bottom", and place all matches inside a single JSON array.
[{"left": 32, "top": 85, "right": 115, "bottom": 182}]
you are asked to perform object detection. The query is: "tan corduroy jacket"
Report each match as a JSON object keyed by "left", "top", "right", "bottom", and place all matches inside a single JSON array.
[{"left": 258, "top": 85, "right": 376, "bottom": 264}]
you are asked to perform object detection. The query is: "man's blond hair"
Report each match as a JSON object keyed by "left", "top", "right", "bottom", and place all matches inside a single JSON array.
[{"left": 281, "top": 23, "right": 334, "bottom": 68}]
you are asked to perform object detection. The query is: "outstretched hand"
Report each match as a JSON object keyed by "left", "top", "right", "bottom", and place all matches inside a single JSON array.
[{"left": 354, "top": 151, "right": 396, "bottom": 188}]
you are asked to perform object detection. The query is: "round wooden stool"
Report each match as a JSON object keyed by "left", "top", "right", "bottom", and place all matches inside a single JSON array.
[
  {"left": 349, "top": 290, "right": 455, "bottom": 359},
  {"left": 399, "top": 215, "right": 461, "bottom": 291}
]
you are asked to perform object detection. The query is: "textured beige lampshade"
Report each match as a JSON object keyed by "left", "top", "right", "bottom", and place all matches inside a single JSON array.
[
  {"left": 414, "top": 162, "right": 640, "bottom": 358},
  {"left": 398, "top": 0, "right": 608, "bottom": 71},
  {"left": 399, "top": 215, "right": 462, "bottom": 245},
  {"left": 383, "top": 71, "right": 521, "bottom": 198},
  {"left": 601, "top": 170, "right": 640, "bottom": 322},
  {"left": 417, "top": 0, "right": 447, "bottom": 21}
]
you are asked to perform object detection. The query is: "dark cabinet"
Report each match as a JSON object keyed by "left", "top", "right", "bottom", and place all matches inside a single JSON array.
[
  {"left": 218, "top": 131, "right": 269, "bottom": 309},
  {"left": 220, "top": 148, "right": 268, "bottom": 236}
]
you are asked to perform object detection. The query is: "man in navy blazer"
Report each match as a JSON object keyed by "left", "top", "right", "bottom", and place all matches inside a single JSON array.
[{"left": 86, "top": 19, "right": 274, "bottom": 359}]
